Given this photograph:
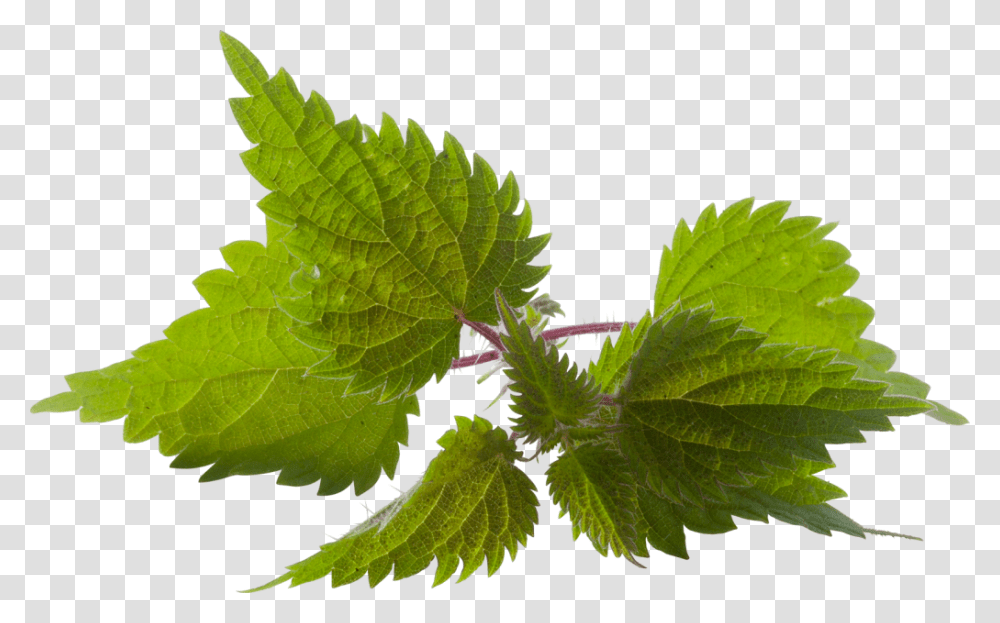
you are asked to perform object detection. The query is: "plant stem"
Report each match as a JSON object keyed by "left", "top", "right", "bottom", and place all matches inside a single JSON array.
[
  {"left": 467, "top": 320, "right": 506, "bottom": 352},
  {"left": 539, "top": 321, "right": 638, "bottom": 342},
  {"left": 453, "top": 311, "right": 507, "bottom": 353},
  {"left": 450, "top": 320, "right": 638, "bottom": 370},
  {"left": 450, "top": 350, "right": 501, "bottom": 369}
]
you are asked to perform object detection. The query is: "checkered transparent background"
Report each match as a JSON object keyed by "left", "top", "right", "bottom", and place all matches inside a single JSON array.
[{"left": 3, "top": 1, "right": 999, "bottom": 621}]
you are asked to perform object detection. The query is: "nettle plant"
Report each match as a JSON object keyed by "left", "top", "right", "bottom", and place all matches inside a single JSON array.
[{"left": 32, "top": 32, "right": 970, "bottom": 593}]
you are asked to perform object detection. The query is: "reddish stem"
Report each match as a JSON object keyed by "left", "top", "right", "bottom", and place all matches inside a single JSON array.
[
  {"left": 453, "top": 308, "right": 507, "bottom": 353},
  {"left": 539, "top": 321, "right": 637, "bottom": 342},
  {"left": 449, "top": 320, "right": 637, "bottom": 370},
  {"left": 450, "top": 350, "right": 501, "bottom": 369},
  {"left": 458, "top": 318, "right": 506, "bottom": 353}
]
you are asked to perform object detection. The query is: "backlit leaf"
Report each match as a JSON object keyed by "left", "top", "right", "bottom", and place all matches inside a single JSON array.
[
  {"left": 546, "top": 441, "right": 645, "bottom": 566},
  {"left": 220, "top": 32, "right": 551, "bottom": 404},
  {"left": 31, "top": 220, "right": 418, "bottom": 496},
  {"left": 652, "top": 199, "right": 967, "bottom": 425},
  {"left": 241, "top": 415, "right": 539, "bottom": 591}
]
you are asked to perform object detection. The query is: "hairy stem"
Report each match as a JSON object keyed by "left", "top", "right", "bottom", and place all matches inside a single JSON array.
[
  {"left": 540, "top": 321, "right": 638, "bottom": 342},
  {"left": 454, "top": 310, "right": 507, "bottom": 353},
  {"left": 451, "top": 350, "right": 501, "bottom": 369},
  {"left": 450, "top": 320, "right": 638, "bottom": 370}
]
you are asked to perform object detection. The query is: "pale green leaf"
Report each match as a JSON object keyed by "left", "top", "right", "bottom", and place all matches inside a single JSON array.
[
  {"left": 31, "top": 220, "right": 419, "bottom": 496},
  {"left": 241, "top": 415, "right": 539, "bottom": 592},
  {"left": 652, "top": 198, "right": 967, "bottom": 425}
]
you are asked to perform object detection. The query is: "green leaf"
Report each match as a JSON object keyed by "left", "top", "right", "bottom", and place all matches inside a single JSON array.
[
  {"left": 583, "top": 311, "right": 655, "bottom": 428},
  {"left": 652, "top": 198, "right": 967, "bottom": 425},
  {"left": 615, "top": 304, "right": 933, "bottom": 509},
  {"left": 634, "top": 460, "right": 921, "bottom": 560},
  {"left": 31, "top": 220, "right": 419, "bottom": 496},
  {"left": 241, "top": 415, "right": 539, "bottom": 592},
  {"left": 220, "top": 32, "right": 551, "bottom": 404},
  {"left": 634, "top": 480, "right": 865, "bottom": 560},
  {"left": 525, "top": 293, "right": 565, "bottom": 321},
  {"left": 588, "top": 310, "right": 654, "bottom": 397},
  {"left": 31, "top": 391, "right": 82, "bottom": 413},
  {"left": 546, "top": 442, "right": 646, "bottom": 566},
  {"left": 496, "top": 289, "right": 603, "bottom": 453},
  {"left": 523, "top": 303, "right": 544, "bottom": 330}
]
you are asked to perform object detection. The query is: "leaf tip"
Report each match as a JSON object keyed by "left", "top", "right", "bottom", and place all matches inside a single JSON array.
[
  {"left": 238, "top": 570, "right": 296, "bottom": 593},
  {"left": 30, "top": 391, "right": 82, "bottom": 414}
]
